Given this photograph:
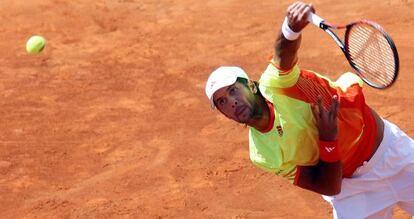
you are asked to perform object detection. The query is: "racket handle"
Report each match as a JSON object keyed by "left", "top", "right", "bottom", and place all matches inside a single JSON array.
[{"left": 308, "top": 12, "right": 324, "bottom": 28}]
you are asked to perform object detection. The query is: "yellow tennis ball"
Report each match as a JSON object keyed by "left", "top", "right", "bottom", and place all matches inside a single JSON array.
[{"left": 26, "top": 35, "right": 46, "bottom": 55}]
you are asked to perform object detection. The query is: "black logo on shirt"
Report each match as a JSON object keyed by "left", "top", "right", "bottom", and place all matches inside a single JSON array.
[{"left": 276, "top": 125, "right": 283, "bottom": 137}]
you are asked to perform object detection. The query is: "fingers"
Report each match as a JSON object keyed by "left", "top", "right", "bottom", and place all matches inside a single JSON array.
[
  {"left": 316, "top": 95, "right": 340, "bottom": 118},
  {"left": 329, "top": 95, "right": 340, "bottom": 120},
  {"left": 295, "top": 3, "right": 310, "bottom": 22},
  {"left": 311, "top": 96, "right": 323, "bottom": 122},
  {"left": 286, "top": 3, "right": 302, "bottom": 28},
  {"left": 316, "top": 95, "right": 325, "bottom": 113},
  {"left": 291, "top": 2, "right": 306, "bottom": 17},
  {"left": 319, "top": 95, "right": 332, "bottom": 123},
  {"left": 299, "top": 4, "right": 314, "bottom": 22},
  {"left": 287, "top": 2, "right": 301, "bottom": 16},
  {"left": 287, "top": 2, "right": 304, "bottom": 19},
  {"left": 285, "top": 2, "right": 314, "bottom": 32},
  {"left": 287, "top": 2, "right": 313, "bottom": 20},
  {"left": 312, "top": 95, "right": 339, "bottom": 141},
  {"left": 311, "top": 103, "right": 320, "bottom": 124},
  {"left": 308, "top": 3, "right": 316, "bottom": 13},
  {"left": 312, "top": 95, "right": 340, "bottom": 120}
]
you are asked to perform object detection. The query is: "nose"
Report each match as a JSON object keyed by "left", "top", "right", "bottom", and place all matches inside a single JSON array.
[{"left": 231, "top": 100, "right": 238, "bottom": 108}]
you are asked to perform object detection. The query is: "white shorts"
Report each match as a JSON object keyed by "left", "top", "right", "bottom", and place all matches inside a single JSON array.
[{"left": 322, "top": 119, "right": 414, "bottom": 219}]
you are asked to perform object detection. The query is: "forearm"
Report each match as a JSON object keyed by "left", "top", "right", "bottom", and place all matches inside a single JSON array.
[
  {"left": 297, "top": 160, "right": 343, "bottom": 196},
  {"left": 274, "top": 32, "right": 301, "bottom": 70},
  {"left": 274, "top": 2, "right": 314, "bottom": 70},
  {"left": 301, "top": 95, "right": 342, "bottom": 196}
]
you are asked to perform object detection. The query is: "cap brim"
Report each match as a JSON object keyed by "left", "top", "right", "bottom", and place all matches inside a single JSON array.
[
  {"left": 208, "top": 77, "right": 238, "bottom": 109},
  {"left": 210, "top": 98, "right": 216, "bottom": 109}
]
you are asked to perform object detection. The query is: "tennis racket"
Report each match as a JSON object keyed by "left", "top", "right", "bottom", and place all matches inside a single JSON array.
[{"left": 308, "top": 12, "right": 399, "bottom": 89}]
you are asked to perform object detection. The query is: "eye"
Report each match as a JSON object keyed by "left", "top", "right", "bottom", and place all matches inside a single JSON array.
[
  {"left": 217, "top": 98, "right": 226, "bottom": 106},
  {"left": 229, "top": 87, "right": 237, "bottom": 95}
]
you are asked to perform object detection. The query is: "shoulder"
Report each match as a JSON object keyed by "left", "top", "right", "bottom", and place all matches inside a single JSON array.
[{"left": 259, "top": 58, "right": 301, "bottom": 89}]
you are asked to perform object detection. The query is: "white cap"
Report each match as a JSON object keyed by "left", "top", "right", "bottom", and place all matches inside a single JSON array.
[{"left": 205, "top": 66, "right": 249, "bottom": 108}]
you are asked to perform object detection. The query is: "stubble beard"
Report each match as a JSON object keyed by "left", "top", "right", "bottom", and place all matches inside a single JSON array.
[{"left": 243, "top": 94, "right": 263, "bottom": 125}]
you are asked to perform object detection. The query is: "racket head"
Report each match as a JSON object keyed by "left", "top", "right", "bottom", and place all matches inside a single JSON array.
[{"left": 344, "top": 20, "right": 399, "bottom": 89}]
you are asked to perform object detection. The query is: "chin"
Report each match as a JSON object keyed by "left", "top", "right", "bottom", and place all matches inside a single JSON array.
[
  {"left": 235, "top": 116, "right": 252, "bottom": 124},
  {"left": 235, "top": 119, "right": 248, "bottom": 124}
]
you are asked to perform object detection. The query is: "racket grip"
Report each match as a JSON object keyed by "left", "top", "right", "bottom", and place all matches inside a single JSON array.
[{"left": 308, "top": 12, "right": 324, "bottom": 28}]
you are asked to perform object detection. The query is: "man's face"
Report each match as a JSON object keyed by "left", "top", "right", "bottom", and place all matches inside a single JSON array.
[{"left": 212, "top": 81, "right": 257, "bottom": 124}]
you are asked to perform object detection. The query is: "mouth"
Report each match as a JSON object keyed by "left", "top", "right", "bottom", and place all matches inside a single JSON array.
[{"left": 235, "top": 105, "right": 248, "bottom": 120}]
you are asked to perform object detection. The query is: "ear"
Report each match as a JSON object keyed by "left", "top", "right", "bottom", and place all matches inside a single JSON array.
[{"left": 248, "top": 80, "right": 257, "bottom": 94}]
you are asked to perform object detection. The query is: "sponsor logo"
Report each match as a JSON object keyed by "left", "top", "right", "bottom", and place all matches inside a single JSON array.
[
  {"left": 276, "top": 125, "right": 283, "bottom": 137},
  {"left": 325, "top": 146, "right": 335, "bottom": 153}
]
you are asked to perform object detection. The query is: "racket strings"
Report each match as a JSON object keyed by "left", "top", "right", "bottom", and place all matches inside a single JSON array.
[
  {"left": 348, "top": 27, "right": 394, "bottom": 82},
  {"left": 347, "top": 23, "right": 396, "bottom": 87},
  {"left": 351, "top": 28, "right": 394, "bottom": 82},
  {"left": 348, "top": 27, "right": 394, "bottom": 84}
]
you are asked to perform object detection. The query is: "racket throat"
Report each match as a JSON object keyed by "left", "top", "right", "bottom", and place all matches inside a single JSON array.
[{"left": 325, "top": 29, "right": 345, "bottom": 52}]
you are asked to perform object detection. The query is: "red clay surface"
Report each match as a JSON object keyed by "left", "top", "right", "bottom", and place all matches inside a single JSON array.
[{"left": 0, "top": 0, "right": 413, "bottom": 218}]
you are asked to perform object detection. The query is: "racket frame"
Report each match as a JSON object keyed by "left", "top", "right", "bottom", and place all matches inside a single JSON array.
[{"left": 307, "top": 13, "right": 399, "bottom": 89}]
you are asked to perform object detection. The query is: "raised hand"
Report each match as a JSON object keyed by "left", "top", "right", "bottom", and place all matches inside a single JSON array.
[
  {"left": 311, "top": 95, "right": 339, "bottom": 141},
  {"left": 286, "top": 1, "right": 315, "bottom": 32}
]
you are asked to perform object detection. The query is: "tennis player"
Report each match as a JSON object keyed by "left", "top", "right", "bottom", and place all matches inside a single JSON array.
[{"left": 205, "top": 2, "right": 414, "bottom": 218}]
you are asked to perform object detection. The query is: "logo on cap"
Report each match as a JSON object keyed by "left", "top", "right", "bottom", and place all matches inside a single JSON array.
[{"left": 210, "top": 81, "right": 216, "bottom": 90}]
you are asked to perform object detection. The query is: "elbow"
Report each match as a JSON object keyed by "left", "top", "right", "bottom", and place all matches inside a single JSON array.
[
  {"left": 321, "top": 183, "right": 342, "bottom": 196},
  {"left": 297, "top": 179, "right": 342, "bottom": 196},
  {"left": 323, "top": 188, "right": 341, "bottom": 196},
  {"left": 318, "top": 161, "right": 343, "bottom": 196},
  {"left": 332, "top": 182, "right": 342, "bottom": 195}
]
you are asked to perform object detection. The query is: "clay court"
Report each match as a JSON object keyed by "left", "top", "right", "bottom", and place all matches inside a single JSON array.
[{"left": 0, "top": 0, "right": 413, "bottom": 218}]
